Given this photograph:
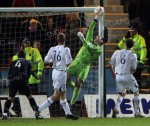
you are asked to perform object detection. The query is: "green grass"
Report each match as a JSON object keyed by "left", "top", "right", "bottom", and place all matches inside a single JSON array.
[{"left": 0, "top": 117, "right": 150, "bottom": 126}]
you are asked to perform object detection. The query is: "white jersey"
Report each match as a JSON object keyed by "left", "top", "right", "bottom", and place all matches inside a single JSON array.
[
  {"left": 110, "top": 49, "right": 137, "bottom": 74},
  {"left": 45, "top": 45, "right": 73, "bottom": 71}
]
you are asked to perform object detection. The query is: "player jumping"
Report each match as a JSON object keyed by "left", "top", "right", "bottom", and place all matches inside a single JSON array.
[
  {"left": 35, "top": 33, "right": 79, "bottom": 120},
  {"left": 67, "top": 6, "right": 106, "bottom": 106}
]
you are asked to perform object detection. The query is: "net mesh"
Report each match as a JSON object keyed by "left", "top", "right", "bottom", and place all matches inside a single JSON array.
[{"left": 0, "top": 10, "right": 102, "bottom": 118}]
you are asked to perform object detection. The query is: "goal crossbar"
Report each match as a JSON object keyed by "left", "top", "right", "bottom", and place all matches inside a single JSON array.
[{"left": 0, "top": 7, "right": 96, "bottom": 13}]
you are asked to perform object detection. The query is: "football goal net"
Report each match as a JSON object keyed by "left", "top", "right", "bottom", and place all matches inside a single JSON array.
[{"left": 0, "top": 7, "right": 105, "bottom": 118}]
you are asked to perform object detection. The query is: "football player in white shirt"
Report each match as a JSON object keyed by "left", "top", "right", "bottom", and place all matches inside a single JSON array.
[
  {"left": 35, "top": 33, "right": 79, "bottom": 120},
  {"left": 110, "top": 39, "right": 144, "bottom": 118}
]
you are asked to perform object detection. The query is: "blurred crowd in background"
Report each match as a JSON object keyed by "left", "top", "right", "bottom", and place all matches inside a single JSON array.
[{"left": 0, "top": 0, "right": 84, "bottom": 7}]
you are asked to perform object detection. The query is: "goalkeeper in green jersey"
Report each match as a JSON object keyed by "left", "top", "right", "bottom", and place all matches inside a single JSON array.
[{"left": 67, "top": 6, "right": 107, "bottom": 106}]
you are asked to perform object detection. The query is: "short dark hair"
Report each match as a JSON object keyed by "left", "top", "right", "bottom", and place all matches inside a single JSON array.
[
  {"left": 57, "top": 33, "right": 66, "bottom": 43},
  {"left": 126, "top": 39, "right": 134, "bottom": 48},
  {"left": 18, "top": 50, "right": 26, "bottom": 58}
]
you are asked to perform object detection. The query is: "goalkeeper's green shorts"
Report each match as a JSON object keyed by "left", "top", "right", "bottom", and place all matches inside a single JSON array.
[{"left": 67, "top": 60, "right": 90, "bottom": 81}]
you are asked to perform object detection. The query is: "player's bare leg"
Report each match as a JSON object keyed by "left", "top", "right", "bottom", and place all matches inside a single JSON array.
[
  {"left": 36, "top": 89, "right": 79, "bottom": 120},
  {"left": 35, "top": 91, "right": 58, "bottom": 119}
]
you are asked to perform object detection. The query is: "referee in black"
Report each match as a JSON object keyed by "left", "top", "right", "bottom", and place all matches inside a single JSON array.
[{"left": 2, "top": 50, "right": 42, "bottom": 119}]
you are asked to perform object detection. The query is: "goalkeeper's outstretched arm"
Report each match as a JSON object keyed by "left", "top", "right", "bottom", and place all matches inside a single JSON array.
[{"left": 77, "top": 32, "right": 102, "bottom": 54}]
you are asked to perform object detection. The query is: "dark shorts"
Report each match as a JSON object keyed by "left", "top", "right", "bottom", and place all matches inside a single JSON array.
[{"left": 9, "top": 80, "right": 31, "bottom": 97}]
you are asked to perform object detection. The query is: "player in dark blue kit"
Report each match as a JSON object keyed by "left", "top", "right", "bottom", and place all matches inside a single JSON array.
[{"left": 2, "top": 50, "right": 42, "bottom": 119}]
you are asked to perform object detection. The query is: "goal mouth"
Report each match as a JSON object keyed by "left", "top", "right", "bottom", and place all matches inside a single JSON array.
[{"left": 0, "top": 7, "right": 105, "bottom": 118}]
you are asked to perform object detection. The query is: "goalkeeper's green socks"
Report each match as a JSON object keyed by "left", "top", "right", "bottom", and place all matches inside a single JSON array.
[
  {"left": 67, "top": 80, "right": 75, "bottom": 88},
  {"left": 70, "top": 87, "right": 81, "bottom": 105}
]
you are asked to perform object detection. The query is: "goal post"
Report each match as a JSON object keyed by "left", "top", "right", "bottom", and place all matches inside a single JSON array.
[
  {"left": 98, "top": 15, "right": 105, "bottom": 118},
  {"left": 0, "top": 7, "right": 105, "bottom": 118}
]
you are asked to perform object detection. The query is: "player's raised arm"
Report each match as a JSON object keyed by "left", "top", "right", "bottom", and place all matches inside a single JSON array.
[
  {"left": 77, "top": 31, "right": 103, "bottom": 54},
  {"left": 77, "top": 6, "right": 106, "bottom": 54}
]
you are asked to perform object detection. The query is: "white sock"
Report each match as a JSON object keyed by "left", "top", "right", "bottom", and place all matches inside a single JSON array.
[
  {"left": 3, "top": 113, "right": 7, "bottom": 116},
  {"left": 115, "top": 95, "right": 123, "bottom": 111},
  {"left": 60, "top": 99, "right": 72, "bottom": 115},
  {"left": 133, "top": 94, "right": 140, "bottom": 115},
  {"left": 38, "top": 97, "right": 53, "bottom": 112}
]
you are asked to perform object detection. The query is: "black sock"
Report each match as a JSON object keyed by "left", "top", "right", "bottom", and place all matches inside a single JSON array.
[
  {"left": 29, "top": 98, "right": 37, "bottom": 111},
  {"left": 4, "top": 99, "right": 12, "bottom": 113},
  {"left": 94, "top": 19, "right": 98, "bottom": 22}
]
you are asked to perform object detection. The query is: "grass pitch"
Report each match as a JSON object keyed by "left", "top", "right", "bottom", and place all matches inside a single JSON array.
[{"left": 0, "top": 117, "right": 150, "bottom": 126}]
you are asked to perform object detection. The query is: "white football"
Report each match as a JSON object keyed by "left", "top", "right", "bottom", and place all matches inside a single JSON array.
[{"left": 94, "top": 6, "right": 104, "bottom": 14}]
